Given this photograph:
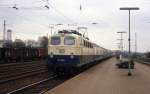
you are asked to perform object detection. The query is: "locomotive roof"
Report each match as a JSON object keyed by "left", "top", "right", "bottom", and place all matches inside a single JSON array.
[
  {"left": 58, "top": 30, "right": 90, "bottom": 40},
  {"left": 92, "top": 43, "right": 110, "bottom": 51}
]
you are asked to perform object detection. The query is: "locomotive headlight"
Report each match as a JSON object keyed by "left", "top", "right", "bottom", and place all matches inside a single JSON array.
[
  {"left": 70, "top": 53, "right": 74, "bottom": 59},
  {"left": 50, "top": 52, "right": 54, "bottom": 58}
]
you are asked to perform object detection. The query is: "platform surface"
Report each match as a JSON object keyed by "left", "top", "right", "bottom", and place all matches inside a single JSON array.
[{"left": 45, "top": 58, "right": 150, "bottom": 94}]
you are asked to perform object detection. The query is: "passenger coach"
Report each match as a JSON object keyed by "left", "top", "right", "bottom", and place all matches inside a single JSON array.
[{"left": 47, "top": 30, "right": 111, "bottom": 74}]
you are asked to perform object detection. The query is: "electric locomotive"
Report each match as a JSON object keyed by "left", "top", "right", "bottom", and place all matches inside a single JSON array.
[{"left": 47, "top": 30, "right": 111, "bottom": 74}]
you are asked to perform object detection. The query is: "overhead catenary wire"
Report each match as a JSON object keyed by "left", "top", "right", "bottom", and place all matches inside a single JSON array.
[
  {"left": 0, "top": 3, "right": 63, "bottom": 38},
  {"left": 0, "top": 0, "right": 82, "bottom": 25},
  {"left": 0, "top": 0, "right": 86, "bottom": 41},
  {"left": 0, "top": 10, "right": 50, "bottom": 38},
  {"left": 42, "top": 0, "right": 76, "bottom": 24},
  {"left": 0, "top": 1, "right": 76, "bottom": 25},
  {"left": 0, "top": 2, "right": 52, "bottom": 28},
  {"left": 0, "top": 0, "right": 91, "bottom": 32}
]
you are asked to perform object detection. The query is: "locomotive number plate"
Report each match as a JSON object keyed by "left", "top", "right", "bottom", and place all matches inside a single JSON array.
[
  {"left": 59, "top": 49, "right": 65, "bottom": 53},
  {"left": 57, "top": 59, "right": 65, "bottom": 62}
]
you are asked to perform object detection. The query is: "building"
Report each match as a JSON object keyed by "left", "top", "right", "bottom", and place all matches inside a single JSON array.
[
  {"left": 7, "top": 29, "right": 12, "bottom": 41},
  {"left": 0, "top": 40, "right": 4, "bottom": 47}
]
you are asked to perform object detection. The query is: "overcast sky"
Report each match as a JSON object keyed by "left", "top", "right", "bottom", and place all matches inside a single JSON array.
[{"left": 0, "top": 0, "right": 150, "bottom": 52}]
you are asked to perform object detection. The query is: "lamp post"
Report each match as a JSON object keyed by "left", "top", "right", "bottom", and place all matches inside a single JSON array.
[
  {"left": 135, "top": 32, "right": 137, "bottom": 57},
  {"left": 116, "top": 43, "right": 121, "bottom": 50},
  {"left": 117, "top": 32, "right": 126, "bottom": 61},
  {"left": 117, "top": 31, "right": 126, "bottom": 52},
  {"left": 120, "top": 7, "right": 139, "bottom": 76}
]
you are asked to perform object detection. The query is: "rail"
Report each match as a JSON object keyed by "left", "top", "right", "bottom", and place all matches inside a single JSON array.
[
  {"left": 6, "top": 75, "right": 58, "bottom": 94},
  {"left": 0, "top": 70, "right": 48, "bottom": 84}
]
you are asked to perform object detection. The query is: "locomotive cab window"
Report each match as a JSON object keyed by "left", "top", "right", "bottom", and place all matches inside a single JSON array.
[
  {"left": 64, "top": 36, "right": 75, "bottom": 45},
  {"left": 51, "top": 37, "right": 61, "bottom": 45}
]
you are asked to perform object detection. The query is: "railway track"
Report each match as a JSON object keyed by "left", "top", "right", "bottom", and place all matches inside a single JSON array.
[
  {"left": 0, "top": 61, "right": 47, "bottom": 77},
  {"left": 6, "top": 75, "right": 63, "bottom": 94},
  {"left": 6, "top": 75, "right": 57, "bottom": 94},
  {"left": 0, "top": 63, "right": 48, "bottom": 83},
  {"left": 0, "top": 69, "right": 48, "bottom": 84},
  {"left": 0, "top": 61, "right": 53, "bottom": 94},
  {"left": 0, "top": 60, "right": 72, "bottom": 94},
  {"left": 0, "top": 60, "right": 45, "bottom": 66},
  {"left": 135, "top": 59, "right": 150, "bottom": 65},
  {"left": 121, "top": 57, "right": 150, "bottom": 65}
]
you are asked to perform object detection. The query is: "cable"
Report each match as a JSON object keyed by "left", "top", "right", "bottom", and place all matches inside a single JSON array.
[
  {"left": 0, "top": 3, "right": 59, "bottom": 31},
  {"left": 42, "top": 0, "right": 76, "bottom": 24},
  {"left": 0, "top": 0, "right": 76, "bottom": 24}
]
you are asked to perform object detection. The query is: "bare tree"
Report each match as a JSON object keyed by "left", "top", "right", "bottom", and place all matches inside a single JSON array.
[{"left": 39, "top": 36, "right": 48, "bottom": 48}]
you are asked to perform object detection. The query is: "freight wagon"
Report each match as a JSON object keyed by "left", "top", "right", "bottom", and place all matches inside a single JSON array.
[{"left": 0, "top": 47, "right": 48, "bottom": 63}]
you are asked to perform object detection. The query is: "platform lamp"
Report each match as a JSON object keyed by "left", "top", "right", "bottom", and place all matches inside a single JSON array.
[{"left": 119, "top": 7, "right": 139, "bottom": 76}]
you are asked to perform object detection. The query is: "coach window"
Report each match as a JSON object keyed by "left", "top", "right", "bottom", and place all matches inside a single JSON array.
[
  {"left": 89, "top": 43, "right": 91, "bottom": 48},
  {"left": 87, "top": 42, "right": 89, "bottom": 48},
  {"left": 64, "top": 36, "right": 75, "bottom": 45},
  {"left": 91, "top": 44, "right": 93, "bottom": 48},
  {"left": 51, "top": 37, "right": 61, "bottom": 45},
  {"left": 84, "top": 40, "right": 86, "bottom": 46},
  {"left": 85, "top": 41, "right": 87, "bottom": 47}
]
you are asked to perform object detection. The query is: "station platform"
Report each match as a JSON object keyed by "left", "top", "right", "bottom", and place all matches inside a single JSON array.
[{"left": 45, "top": 58, "right": 150, "bottom": 94}]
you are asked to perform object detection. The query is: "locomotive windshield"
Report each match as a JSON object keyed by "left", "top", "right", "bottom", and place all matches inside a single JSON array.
[
  {"left": 64, "top": 36, "right": 75, "bottom": 45},
  {"left": 51, "top": 37, "right": 61, "bottom": 45}
]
